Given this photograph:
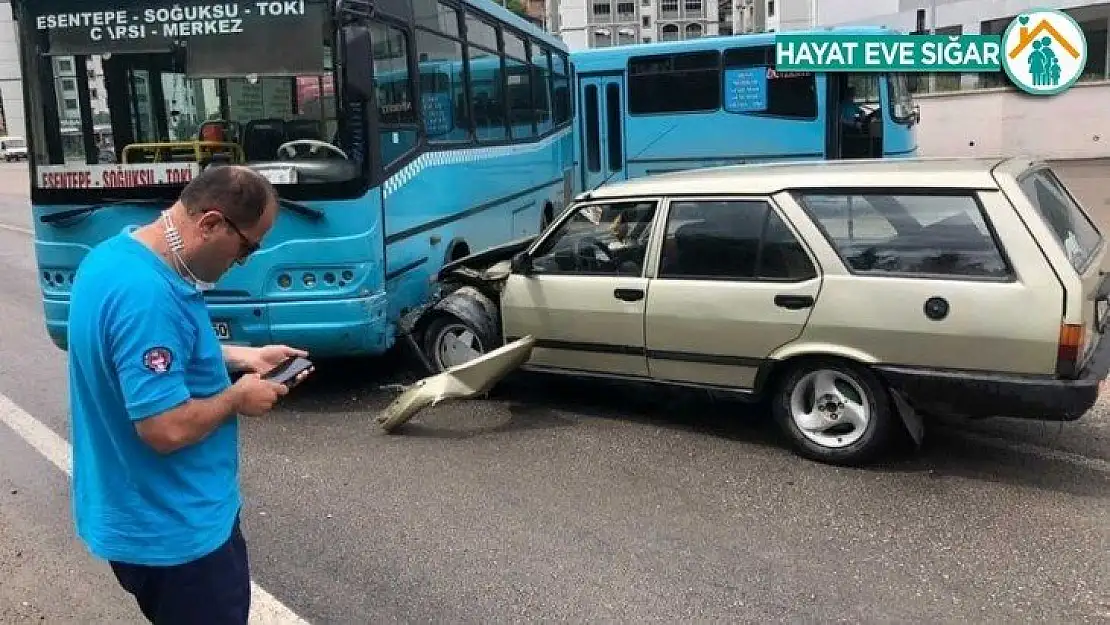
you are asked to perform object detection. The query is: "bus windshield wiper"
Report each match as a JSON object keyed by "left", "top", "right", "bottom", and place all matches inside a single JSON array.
[
  {"left": 40, "top": 199, "right": 169, "bottom": 224},
  {"left": 40, "top": 197, "right": 323, "bottom": 224},
  {"left": 278, "top": 197, "right": 324, "bottom": 220}
]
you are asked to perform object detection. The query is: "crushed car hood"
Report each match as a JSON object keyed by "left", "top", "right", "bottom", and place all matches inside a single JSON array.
[{"left": 438, "top": 235, "right": 536, "bottom": 279}]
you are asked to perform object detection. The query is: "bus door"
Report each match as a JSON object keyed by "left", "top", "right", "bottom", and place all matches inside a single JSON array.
[
  {"left": 825, "top": 73, "right": 884, "bottom": 159},
  {"left": 577, "top": 74, "right": 626, "bottom": 192}
]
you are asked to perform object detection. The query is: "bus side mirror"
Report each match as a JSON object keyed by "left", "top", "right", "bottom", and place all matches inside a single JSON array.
[
  {"left": 510, "top": 251, "right": 533, "bottom": 275},
  {"left": 342, "top": 25, "right": 374, "bottom": 101}
]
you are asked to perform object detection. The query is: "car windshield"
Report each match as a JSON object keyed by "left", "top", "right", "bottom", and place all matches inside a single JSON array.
[{"left": 23, "top": 0, "right": 360, "bottom": 192}]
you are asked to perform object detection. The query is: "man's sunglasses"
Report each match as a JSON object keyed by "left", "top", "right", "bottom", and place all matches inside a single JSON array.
[{"left": 222, "top": 215, "right": 261, "bottom": 260}]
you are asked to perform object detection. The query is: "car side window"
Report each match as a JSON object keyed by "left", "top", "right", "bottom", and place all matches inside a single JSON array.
[
  {"left": 531, "top": 201, "right": 658, "bottom": 276},
  {"left": 796, "top": 192, "right": 1011, "bottom": 278},
  {"left": 658, "top": 199, "right": 817, "bottom": 280}
]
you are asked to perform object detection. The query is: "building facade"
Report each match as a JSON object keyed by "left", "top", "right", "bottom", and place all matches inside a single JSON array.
[
  {"left": 0, "top": 0, "right": 23, "bottom": 139},
  {"left": 558, "top": 0, "right": 721, "bottom": 50}
]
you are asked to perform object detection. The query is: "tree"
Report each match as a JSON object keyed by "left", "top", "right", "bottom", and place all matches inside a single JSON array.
[{"left": 504, "top": 0, "right": 529, "bottom": 19}]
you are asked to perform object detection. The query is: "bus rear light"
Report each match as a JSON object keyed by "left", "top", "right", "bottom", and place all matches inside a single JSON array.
[{"left": 1056, "top": 323, "right": 1085, "bottom": 378}]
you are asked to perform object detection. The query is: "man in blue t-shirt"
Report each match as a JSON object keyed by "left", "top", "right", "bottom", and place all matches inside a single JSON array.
[{"left": 67, "top": 165, "right": 312, "bottom": 624}]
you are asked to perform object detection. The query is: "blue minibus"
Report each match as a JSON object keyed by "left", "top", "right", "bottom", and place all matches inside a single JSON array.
[
  {"left": 569, "top": 27, "right": 920, "bottom": 192},
  {"left": 16, "top": 0, "right": 574, "bottom": 359}
]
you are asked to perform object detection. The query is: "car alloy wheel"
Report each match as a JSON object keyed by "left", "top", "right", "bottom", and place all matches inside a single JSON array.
[{"left": 772, "top": 358, "right": 897, "bottom": 466}]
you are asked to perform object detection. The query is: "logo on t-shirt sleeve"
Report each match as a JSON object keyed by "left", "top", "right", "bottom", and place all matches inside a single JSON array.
[{"left": 142, "top": 347, "right": 174, "bottom": 373}]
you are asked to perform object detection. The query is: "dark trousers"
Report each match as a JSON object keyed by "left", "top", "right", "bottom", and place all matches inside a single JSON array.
[{"left": 109, "top": 517, "right": 251, "bottom": 625}]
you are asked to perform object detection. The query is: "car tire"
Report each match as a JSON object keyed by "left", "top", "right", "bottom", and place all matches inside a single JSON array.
[
  {"left": 771, "top": 358, "right": 896, "bottom": 466},
  {"left": 421, "top": 312, "right": 497, "bottom": 374}
]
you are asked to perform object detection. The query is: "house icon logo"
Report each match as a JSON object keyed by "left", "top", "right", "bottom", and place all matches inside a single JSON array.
[{"left": 1001, "top": 9, "right": 1088, "bottom": 95}]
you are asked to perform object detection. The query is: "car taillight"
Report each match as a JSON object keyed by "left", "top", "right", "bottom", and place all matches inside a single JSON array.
[{"left": 1057, "top": 323, "right": 1085, "bottom": 378}]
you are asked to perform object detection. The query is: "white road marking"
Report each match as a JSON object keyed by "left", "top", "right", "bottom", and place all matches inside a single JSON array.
[
  {"left": 0, "top": 222, "right": 31, "bottom": 235},
  {"left": 0, "top": 392, "right": 312, "bottom": 625}
]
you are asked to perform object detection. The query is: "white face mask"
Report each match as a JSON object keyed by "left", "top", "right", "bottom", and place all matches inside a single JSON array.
[{"left": 162, "top": 212, "right": 216, "bottom": 292}]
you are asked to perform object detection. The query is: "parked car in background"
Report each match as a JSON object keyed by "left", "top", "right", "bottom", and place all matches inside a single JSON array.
[
  {"left": 408, "top": 157, "right": 1110, "bottom": 465},
  {"left": 0, "top": 136, "right": 27, "bottom": 161}
]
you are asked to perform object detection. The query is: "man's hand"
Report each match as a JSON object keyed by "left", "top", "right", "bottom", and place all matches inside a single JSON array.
[
  {"left": 223, "top": 344, "right": 308, "bottom": 375},
  {"left": 231, "top": 373, "right": 289, "bottom": 417}
]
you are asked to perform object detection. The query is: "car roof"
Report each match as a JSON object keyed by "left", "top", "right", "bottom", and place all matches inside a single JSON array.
[{"left": 576, "top": 156, "right": 1033, "bottom": 200}]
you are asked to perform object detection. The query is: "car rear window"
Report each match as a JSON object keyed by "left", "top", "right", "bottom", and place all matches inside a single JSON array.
[{"left": 1017, "top": 169, "right": 1103, "bottom": 272}]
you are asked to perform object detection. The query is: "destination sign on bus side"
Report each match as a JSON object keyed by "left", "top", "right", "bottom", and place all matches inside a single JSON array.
[{"left": 34, "top": 1, "right": 307, "bottom": 47}]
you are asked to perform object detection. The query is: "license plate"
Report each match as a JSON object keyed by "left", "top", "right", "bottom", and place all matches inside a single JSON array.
[
  {"left": 212, "top": 321, "right": 231, "bottom": 340},
  {"left": 255, "top": 166, "right": 297, "bottom": 185}
]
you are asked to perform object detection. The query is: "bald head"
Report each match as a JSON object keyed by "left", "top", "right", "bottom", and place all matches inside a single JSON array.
[{"left": 178, "top": 165, "right": 278, "bottom": 228}]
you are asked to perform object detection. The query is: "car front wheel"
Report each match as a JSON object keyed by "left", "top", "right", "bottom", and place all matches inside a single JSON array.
[
  {"left": 771, "top": 358, "right": 897, "bottom": 466},
  {"left": 421, "top": 313, "right": 495, "bottom": 373}
]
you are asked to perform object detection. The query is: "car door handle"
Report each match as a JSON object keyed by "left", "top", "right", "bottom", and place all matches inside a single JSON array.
[
  {"left": 614, "top": 288, "right": 644, "bottom": 302},
  {"left": 774, "top": 294, "right": 814, "bottom": 310}
]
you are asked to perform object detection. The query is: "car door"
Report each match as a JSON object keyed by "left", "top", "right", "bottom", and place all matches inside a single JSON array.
[
  {"left": 500, "top": 198, "right": 661, "bottom": 377},
  {"left": 644, "top": 197, "right": 824, "bottom": 390}
]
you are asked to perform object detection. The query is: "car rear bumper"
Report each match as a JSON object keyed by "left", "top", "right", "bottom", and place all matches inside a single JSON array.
[{"left": 874, "top": 334, "right": 1110, "bottom": 422}]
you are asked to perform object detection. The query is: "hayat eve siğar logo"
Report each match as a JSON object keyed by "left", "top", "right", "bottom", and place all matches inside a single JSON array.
[{"left": 1001, "top": 9, "right": 1088, "bottom": 95}]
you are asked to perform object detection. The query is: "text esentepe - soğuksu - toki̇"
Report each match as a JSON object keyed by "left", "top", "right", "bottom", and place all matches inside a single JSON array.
[{"left": 34, "top": 2, "right": 307, "bottom": 41}]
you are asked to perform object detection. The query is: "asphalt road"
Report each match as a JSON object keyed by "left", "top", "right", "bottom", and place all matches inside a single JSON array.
[{"left": 1, "top": 161, "right": 1108, "bottom": 624}]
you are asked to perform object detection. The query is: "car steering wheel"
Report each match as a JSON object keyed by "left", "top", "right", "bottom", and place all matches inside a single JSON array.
[
  {"left": 277, "top": 139, "right": 349, "bottom": 161},
  {"left": 572, "top": 235, "right": 612, "bottom": 271}
]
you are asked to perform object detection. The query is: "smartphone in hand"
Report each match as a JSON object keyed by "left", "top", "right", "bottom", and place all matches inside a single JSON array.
[{"left": 262, "top": 356, "right": 314, "bottom": 387}]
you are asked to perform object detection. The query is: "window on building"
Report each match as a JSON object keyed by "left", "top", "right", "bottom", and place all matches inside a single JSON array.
[
  {"left": 660, "top": 23, "right": 680, "bottom": 41},
  {"left": 1078, "top": 17, "right": 1108, "bottom": 82},
  {"left": 685, "top": 23, "right": 703, "bottom": 39},
  {"left": 628, "top": 50, "right": 720, "bottom": 114}
]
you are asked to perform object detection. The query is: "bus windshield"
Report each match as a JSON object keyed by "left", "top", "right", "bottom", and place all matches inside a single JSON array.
[
  {"left": 888, "top": 73, "right": 916, "bottom": 124},
  {"left": 23, "top": 0, "right": 362, "bottom": 193}
]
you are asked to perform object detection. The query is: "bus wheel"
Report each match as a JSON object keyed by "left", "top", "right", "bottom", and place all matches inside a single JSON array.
[{"left": 421, "top": 313, "right": 494, "bottom": 373}]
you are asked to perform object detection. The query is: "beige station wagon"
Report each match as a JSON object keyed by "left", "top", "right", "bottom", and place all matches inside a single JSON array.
[{"left": 406, "top": 157, "right": 1110, "bottom": 465}]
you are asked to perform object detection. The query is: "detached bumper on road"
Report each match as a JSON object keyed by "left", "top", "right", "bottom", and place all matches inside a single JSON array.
[{"left": 875, "top": 332, "right": 1110, "bottom": 422}]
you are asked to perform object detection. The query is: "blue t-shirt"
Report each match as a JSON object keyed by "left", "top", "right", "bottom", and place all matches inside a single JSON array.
[{"left": 67, "top": 230, "right": 240, "bottom": 566}]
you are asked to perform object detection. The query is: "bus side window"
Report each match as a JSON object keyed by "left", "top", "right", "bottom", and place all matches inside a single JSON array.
[
  {"left": 722, "top": 46, "right": 817, "bottom": 119},
  {"left": 532, "top": 43, "right": 553, "bottom": 134},
  {"left": 627, "top": 51, "right": 720, "bottom": 115},
  {"left": 552, "top": 54, "right": 571, "bottom": 125},
  {"left": 465, "top": 13, "right": 507, "bottom": 142},
  {"left": 370, "top": 23, "right": 419, "bottom": 168}
]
